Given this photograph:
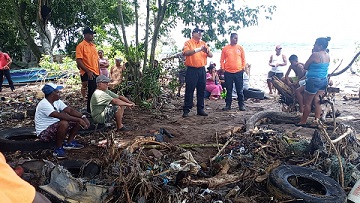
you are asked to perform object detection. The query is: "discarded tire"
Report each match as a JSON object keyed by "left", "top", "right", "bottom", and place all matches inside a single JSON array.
[
  {"left": 0, "top": 128, "right": 53, "bottom": 152},
  {"left": 59, "top": 159, "right": 100, "bottom": 178},
  {"left": 267, "top": 165, "right": 346, "bottom": 203},
  {"left": 244, "top": 88, "right": 265, "bottom": 100}
]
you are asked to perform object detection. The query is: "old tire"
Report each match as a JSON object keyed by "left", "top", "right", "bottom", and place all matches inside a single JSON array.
[
  {"left": 0, "top": 128, "right": 54, "bottom": 152},
  {"left": 267, "top": 165, "right": 346, "bottom": 203},
  {"left": 59, "top": 159, "right": 100, "bottom": 178},
  {"left": 244, "top": 88, "right": 265, "bottom": 100}
]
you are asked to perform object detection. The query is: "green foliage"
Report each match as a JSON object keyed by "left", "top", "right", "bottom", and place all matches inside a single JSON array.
[
  {"left": 39, "top": 55, "right": 80, "bottom": 85},
  {"left": 166, "top": 0, "right": 276, "bottom": 48}
]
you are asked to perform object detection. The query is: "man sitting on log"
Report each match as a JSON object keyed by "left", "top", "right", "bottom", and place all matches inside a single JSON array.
[
  {"left": 35, "top": 83, "right": 90, "bottom": 159},
  {"left": 284, "top": 54, "right": 306, "bottom": 91}
]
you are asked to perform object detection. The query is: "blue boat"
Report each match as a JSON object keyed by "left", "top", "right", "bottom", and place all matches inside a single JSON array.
[{"left": 3, "top": 68, "right": 67, "bottom": 84}]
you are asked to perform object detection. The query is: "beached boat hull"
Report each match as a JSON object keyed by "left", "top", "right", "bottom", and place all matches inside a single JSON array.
[{"left": 2, "top": 68, "right": 66, "bottom": 84}]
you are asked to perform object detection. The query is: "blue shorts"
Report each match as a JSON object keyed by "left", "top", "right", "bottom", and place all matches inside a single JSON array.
[{"left": 305, "top": 78, "right": 328, "bottom": 94}]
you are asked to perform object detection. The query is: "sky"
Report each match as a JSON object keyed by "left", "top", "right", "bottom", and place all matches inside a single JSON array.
[
  {"left": 169, "top": 0, "right": 360, "bottom": 50},
  {"left": 237, "top": 0, "right": 359, "bottom": 44}
]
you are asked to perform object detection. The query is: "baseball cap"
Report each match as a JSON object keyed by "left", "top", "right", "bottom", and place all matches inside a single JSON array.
[
  {"left": 192, "top": 27, "right": 204, "bottom": 33},
  {"left": 83, "top": 27, "right": 96, "bottom": 35},
  {"left": 42, "top": 83, "right": 63, "bottom": 95},
  {"left": 115, "top": 58, "right": 123, "bottom": 62},
  {"left": 275, "top": 45, "right": 282, "bottom": 50},
  {"left": 96, "top": 75, "right": 110, "bottom": 83},
  {"left": 210, "top": 61, "right": 216, "bottom": 66}
]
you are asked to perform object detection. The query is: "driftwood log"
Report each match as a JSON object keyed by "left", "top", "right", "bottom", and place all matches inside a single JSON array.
[
  {"left": 329, "top": 51, "right": 360, "bottom": 77},
  {"left": 246, "top": 111, "right": 300, "bottom": 132}
]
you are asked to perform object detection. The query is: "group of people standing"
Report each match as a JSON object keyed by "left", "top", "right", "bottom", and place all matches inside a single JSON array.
[
  {"left": 266, "top": 38, "right": 331, "bottom": 126},
  {"left": 181, "top": 28, "right": 247, "bottom": 118},
  {"left": 178, "top": 27, "right": 331, "bottom": 126}
]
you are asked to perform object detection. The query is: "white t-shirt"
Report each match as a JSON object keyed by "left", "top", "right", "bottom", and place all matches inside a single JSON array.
[
  {"left": 35, "top": 98, "right": 67, "bottom": 135},
  {"left": 270, "top": 54, "right": 286, "bottom": 73}
]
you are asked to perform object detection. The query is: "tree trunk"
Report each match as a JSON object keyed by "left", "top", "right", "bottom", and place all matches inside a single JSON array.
[
  {"left": 11, "top": 0, "right": 42, "bottom": 62},
  {"left": 149, "top": 0, "right": 168, "bottom": 68},
  {"left": 142, "top": 0, "right": 150, "bottom": 70},
  {"left": 117, "top": 0, "right": 129, "bottom": 54},
  {"left": 36, "top": 0, "right": 52, "bottom": 56}
]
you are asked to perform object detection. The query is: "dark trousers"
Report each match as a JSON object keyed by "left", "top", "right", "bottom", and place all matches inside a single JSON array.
[
  {"left": 224, "top": 71, "right": 244, "bottom": 107},
  {"left": 183, "top": 66, "right": 206, "bottom": 112},
  {"left": 87, "top": 75, "right": 98, "bottom": 113},
  {"left": 0, "top": 69, "right": 14, "bottom": 91}
]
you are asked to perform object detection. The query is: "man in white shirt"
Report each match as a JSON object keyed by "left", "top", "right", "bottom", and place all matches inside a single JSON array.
[
  {"left": 267, "top": 45, "right": 287, "bottom": 94},
  {"left": 35, "top": 83, "right": 90, "bottom": 159}
]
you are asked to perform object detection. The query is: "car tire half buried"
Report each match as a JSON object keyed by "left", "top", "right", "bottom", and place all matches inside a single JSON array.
[
  {"left": 244, "top": 88, "right": 265, "bottom": 100},
  {"left": 267, "top": 165, "right": 346, "bottom": 203},
  {"left": 0, "top": 128, "right": 54, "bottom": 152}
]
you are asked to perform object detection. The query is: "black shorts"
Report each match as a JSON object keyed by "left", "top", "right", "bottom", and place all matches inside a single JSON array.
[
  {"left": 267, "top": 71, "right": 283, "bottom": 80},
  {"left": 178, "top": 70, "right": 186, "bottom": 85},
  {"left": 81, "top": 73, "right": 89, "bottom": 82}
]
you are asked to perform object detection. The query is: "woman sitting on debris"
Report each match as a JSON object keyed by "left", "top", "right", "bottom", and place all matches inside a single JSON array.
[
  {"left": 297, "top": 37, "right": 331, "bottom": 126},
  {"left": 205, "top": 65, "right": 222, "bottom": 100}
]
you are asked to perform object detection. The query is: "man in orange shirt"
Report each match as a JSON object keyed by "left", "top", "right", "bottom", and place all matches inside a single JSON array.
[
  {"left": 0, "top": 152, "right": 51, "bottom": 203},
  {"left": 220, "top": 33, "right": 246, "bottom": 111},
  {"left": 182, "top": 27, "right": 213, "bottom": 117},
  {"left": 76, "top": 27, "right": 100, "bottom": 113}
]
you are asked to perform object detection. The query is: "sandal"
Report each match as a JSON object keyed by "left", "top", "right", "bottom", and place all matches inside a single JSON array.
[{"left": 295, "top": 123, "right": 307, "bottom": 127}]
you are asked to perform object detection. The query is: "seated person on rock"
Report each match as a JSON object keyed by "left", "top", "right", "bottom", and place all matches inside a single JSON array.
[
  {"left": 35, "top": 83, "right": 90, "bottom": 159},
  {"left": 284, "top": 54, "right": 306, "bottom": 91},
  {"left": 90, "top": 75, "right": 135, "bottom": 131},
  {"left": 205, "top": 65, "right": 222, "bottom": 100}
]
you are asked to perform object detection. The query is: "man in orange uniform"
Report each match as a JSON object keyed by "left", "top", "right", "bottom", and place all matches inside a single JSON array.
[
  {"left": 220, "top": 33, "right": 246, "bottom": 111},
  {"left": 76, "top": 27, "right": 100, "bottom": 113},
  {"left": 0, "top": 152, "right": 51, "bottom": 202},
  {"left": 182, "top": 27, "right": 213, "bottom": 118}
]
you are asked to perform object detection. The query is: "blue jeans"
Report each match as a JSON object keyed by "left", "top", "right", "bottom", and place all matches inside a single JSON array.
[
  {"left": 183, "top": 66, "right": 206, "bottom": 112},
  {"left": 305, "top": 77, "right": 328, "bottom": 94},
  {"left": 224, "top": 71, "right": 244, "bottom": 107}
]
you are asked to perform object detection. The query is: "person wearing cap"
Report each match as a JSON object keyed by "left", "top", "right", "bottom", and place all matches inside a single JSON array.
[
  {"left": 0, "top": 152, "right": 51, "bottom": 203},
  {"left": 35, "top": 83, "right": 90, "bottom": 159},
  {"left": 267, "top": 45, "right": 287, "bottom": 94},
  {"left": 90, "top": 75, "right": 135, "bottom": 131},
  {"left": 109, "top": 58, "right": 126, "bottom": 89},
  {"left": 181, "top": 27, "right": 213, "bottom": 117},
  {"left": 76, "top": 27, "right": 100, "bottom": 113},
  {"left": 220, "top": 33, "right": 246, "bottom": 111},
  {"left": 0, "top": 48, "right": 15, "bottom": 92}
]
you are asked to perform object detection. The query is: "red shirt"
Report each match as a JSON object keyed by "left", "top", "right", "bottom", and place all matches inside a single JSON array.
[{"left": 0, "top": 53, "right": 11, "bottom": 70}]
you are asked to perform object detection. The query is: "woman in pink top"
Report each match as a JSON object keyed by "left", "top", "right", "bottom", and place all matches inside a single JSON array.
[
  {"left": 98, "top": 50, "right": 110, "bottom": 77},
  {"left": 206, "top": 65, "right": 222, "bottom": 100}
]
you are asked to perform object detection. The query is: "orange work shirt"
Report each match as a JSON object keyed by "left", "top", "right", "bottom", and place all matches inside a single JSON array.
[
  {"left": 0, "top": 153, "right": 35, "bottom": 203},
  {"left": 220, "top": 44, "right": 246, "bottom": 73},
  {"left": 183, "top": 38, "right": 209, "bottom": 68},
  {"left": 76, "top": 40, "right": 100, "bottom": 76}
]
